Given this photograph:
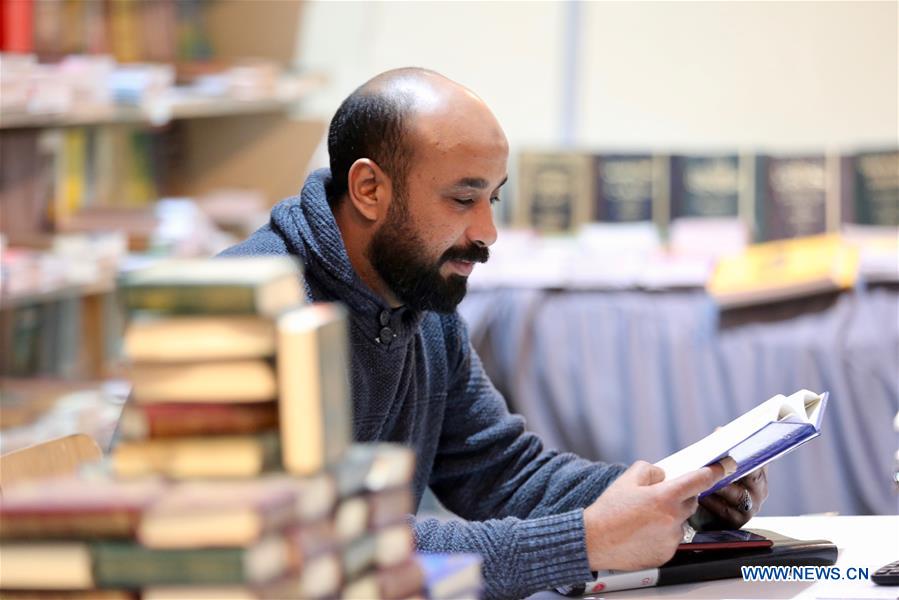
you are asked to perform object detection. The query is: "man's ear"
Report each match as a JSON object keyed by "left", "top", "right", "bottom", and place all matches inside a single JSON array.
[{"left": 347, "top": 158, "right": 391, "bottom": 222}]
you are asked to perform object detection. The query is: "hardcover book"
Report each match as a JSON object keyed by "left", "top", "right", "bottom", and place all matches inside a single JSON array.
[
  {"left": 128, "top": 359, "right": 277, "bottom": 404},
  {"left": 851, "top": 149, "right": 899, "bottom": 227},
  {"left": 123, "top": 315, "right": 277, "bottom": 362},
  {"left": 112, "top": 433, "right": 280, "bottom": 479},
  {"left": 138, "top": 478, "right": 299, "bottom": 548},
  {"left": 0, "top": 476, "right": 165, "bottom": 540},
  {"left": 655, "top": 389, "right": 828, "bottom": 496},
  {"left": 564, "top": 529, "right": 837, "bottom": 595},
  {"left": 515, "top": 152, "right": 594, "bottom": 232},
  {"left": 91, "top": 535, "right": 291, "bottom": 587},
  {"left": 756, "top": 155, "right": 839, "bottom": 241},
  {"left": 418, "top": 553, "right": 484, "bottom": 600},
  {"left": 117, "top": 401, "right": 279, "bottom": 440},
  {"left": 670, "top": 154, "right": 759, "bottom": 222},
  {"left": 277, "top": 303, "right": 352, "bottom": 476},
  {"left": 119, "top": 257, "right": 304, "bottom": 317},
  {"left": 594, "top": 154, "right": 670, "bottom": 232}
]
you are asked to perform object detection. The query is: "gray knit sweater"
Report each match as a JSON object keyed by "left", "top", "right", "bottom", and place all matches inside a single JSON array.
[{"left": 221, "top": 170, "right": 626, "bottom": 599}]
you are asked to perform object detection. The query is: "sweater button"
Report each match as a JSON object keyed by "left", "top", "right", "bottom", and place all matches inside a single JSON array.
[
  {"left": 379, "top": 310, "right": 390, "bottom": 326},
  {"left": 378, "top": 326, "right": 395, "bottom": 343}
]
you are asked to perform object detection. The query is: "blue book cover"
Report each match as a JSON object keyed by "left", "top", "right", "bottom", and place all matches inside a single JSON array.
[
  {"left": 417, "top": 552, "right": 483, "bottom": 599},
  {"left": 655, "top": 389, "right": 828, "bottom": 496}
]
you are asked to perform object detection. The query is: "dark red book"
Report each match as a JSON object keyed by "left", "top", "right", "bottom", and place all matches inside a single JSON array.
[{"left": 118, "top": 401, "right": 279, "bottom": 439}]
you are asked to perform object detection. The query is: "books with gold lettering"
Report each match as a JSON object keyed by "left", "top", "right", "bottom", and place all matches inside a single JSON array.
[
  {"left": 670, "top": 155, "right": 761, "bottom": 231},
  {"left": 850, "top": 149, "right": 899, "bottom": 227},
  {"left": 277, "top": 303, "right": 352, "bottom": 476},
  {"left": 515, "top": 152, "right": 594, "bottom": 232},
  {"left": 755, "top": 155, "right": 847, "bottom": 241},
  {"left": 706, "top": 234, "right": 859, "bottom": 308},
  {"left": 594, "top": 154, "right": 670, "bottom": 234}
]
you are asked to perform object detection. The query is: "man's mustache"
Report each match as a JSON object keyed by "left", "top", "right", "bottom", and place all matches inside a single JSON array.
[{"left": 441, "top": 244, "right": 490, "bottom": 265}]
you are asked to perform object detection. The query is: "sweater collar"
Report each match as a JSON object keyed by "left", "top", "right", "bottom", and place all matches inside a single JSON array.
[{"left": 271, "top": 169, "right": 423, "bottom": 348}]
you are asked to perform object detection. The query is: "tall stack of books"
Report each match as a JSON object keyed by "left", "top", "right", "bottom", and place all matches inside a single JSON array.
[{"left": 0, "top": 257, "right": 436, "bottom": 598}]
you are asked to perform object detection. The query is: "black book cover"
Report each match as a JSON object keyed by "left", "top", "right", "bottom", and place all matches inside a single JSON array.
[{"left": 657, "top": 529, "right": 837, "bottom": 586}]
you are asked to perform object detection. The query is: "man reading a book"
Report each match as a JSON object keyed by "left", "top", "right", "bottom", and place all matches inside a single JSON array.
[{"left": 222, "top": 68, "right": 769, "bottom": 599}]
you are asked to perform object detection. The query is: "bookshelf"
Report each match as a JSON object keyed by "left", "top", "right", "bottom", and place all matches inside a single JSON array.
[{"left": 0, "top": 0, "right": 328, "bottom": 380}]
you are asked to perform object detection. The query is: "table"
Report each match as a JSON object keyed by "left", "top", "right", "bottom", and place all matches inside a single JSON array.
[{"left": 529, "top": 515, "right": 899, "bottom": 599}]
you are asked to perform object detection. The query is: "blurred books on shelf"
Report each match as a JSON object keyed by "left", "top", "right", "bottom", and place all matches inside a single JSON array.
[{"left": 514, "top": 148, "right": 897, "bottom": 240}]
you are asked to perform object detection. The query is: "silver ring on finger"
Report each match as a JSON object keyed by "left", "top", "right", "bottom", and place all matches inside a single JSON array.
[{"left": 738, "top": 489, "right": 753, "bottom": 513}]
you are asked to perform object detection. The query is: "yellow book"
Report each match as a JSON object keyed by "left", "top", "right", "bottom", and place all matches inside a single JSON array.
[
  {"left": 707, "top": 234, "right": 859, "bottom": 308},
  {"left": 277, "top": 303, "right": 352, "bottom": 476},
  {"left": 49, "top": 129, "right": 88, "bottom": 227}
]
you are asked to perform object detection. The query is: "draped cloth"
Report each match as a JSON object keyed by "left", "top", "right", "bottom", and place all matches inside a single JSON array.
[{"left": 459, "top": 286, "right": 899, "bottom": 516}]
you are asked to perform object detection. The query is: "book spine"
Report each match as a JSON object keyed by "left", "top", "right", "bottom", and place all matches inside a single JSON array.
[
  {"left": 91, "top": 542, "right": 249, "bottom": 587},
  {"left": 2, "top": 0, "right": 34, "bottom": 52},
  {"left": 0, "top": 510, "right": 139, "bottom": 540},
  {"left": 121, "top": 285, "right": 260, "bottom": 315},
  {"left": 120, "top": 402, "right": 279, "bottom": 439}
]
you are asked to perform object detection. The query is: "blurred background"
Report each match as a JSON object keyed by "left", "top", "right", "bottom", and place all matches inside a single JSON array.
[{"left": 0, "top": 1, "right": 897, "bottom": 517}]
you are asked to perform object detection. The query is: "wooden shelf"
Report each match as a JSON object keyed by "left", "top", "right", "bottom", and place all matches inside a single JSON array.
[{"left": 0, "top": 75, "right": 324, "bottom": 130}]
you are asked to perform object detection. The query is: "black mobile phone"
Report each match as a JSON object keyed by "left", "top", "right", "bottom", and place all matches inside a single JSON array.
[{"left": 677, "top": 529, "right": 774, "bottom": 552}]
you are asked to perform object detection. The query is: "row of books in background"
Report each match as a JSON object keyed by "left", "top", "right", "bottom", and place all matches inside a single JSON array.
[
  {"left": 515, "top": 150, "right": 897, "bottom": 237},
  {"left": 1, "top": 52, "right": 319, "bottom": 127},
  {"left": 474, "top": 150, "right": 898, "bottom": 306},
  {"left": 0, "top": 257, "right": 483, "bottom": 599},
  {"left": 1, "top": 0, "right": 210, "bottom": 63},
  {"left": 0, "top": 125, "right": 268, "bottom": 251}
]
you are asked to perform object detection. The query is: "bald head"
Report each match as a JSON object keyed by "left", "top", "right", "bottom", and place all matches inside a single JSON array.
[{"left": 325, "top": 68, "right": 506, "bottom": 205}]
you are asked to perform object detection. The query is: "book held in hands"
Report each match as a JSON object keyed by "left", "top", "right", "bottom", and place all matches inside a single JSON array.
[{"left": 655, "top": 389, "right": 828, "bottom": 495}]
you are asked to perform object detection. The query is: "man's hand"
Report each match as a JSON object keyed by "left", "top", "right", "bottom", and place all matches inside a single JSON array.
[
  {"left": 691, "top": 467, "right": 769, "bottom": 530},
  {"left": 583, "top": 461, "right": 724, "bottom": 572}
]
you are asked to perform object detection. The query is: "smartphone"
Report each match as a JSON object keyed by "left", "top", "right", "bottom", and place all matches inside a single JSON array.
[{"left": 677, "top": 529, "right": 773, "bottom": 552}]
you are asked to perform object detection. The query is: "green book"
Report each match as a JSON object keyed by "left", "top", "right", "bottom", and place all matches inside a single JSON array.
[
  {"left": 91, "top": 535, "right": 291, "bottom": 587},
  {"left": 852, "top": 149, "right": 899, "bottom": 226},
  {"left": 119, "top": 257, "right": 304, "bottom": 316}
]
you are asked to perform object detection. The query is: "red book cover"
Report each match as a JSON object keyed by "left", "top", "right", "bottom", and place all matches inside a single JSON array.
[
  {"left": 2, "top": 0, "right": 34, "bottom": 53},
  {"left": 118, "top": 401, "right": 279, "bottom": 439}
]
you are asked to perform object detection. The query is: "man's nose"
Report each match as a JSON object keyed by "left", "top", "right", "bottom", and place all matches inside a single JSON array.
[{"left": 468, "top": 198, "right": 498, "bottom": 248}]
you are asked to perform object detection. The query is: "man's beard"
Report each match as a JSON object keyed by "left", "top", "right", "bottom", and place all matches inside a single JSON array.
[{"left": 366, "top": 192, "right": 489, "bottom": 314}]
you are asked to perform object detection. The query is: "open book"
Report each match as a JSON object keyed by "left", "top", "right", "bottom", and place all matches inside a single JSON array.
[{"left": 656, "top": 389, "right": 828, "bottom": 496}]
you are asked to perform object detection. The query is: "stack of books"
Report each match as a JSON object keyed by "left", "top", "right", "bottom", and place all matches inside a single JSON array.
[
  {"left": 0, "top": 257, "right": 440, "bottom": 598},
  {"left": 114, "top": 256, "right": 308, "bottom": 480}
]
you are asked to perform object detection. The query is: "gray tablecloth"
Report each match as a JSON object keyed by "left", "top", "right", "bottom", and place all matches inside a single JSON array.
[{"left": 458, "top": 286, "right": 899, "bottom": 516}]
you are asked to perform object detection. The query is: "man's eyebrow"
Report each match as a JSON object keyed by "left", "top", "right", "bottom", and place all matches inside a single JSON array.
[{"left": 450, "top": 176, "right": 509, "bottom": 191}]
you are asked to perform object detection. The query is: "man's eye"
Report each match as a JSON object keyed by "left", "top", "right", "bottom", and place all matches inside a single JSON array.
[
  {"left": 490, "top": 195, "right": 501, "bottom": 205},
  {"left": 454, "top": 198, "right": 475, "bottom": 206}
]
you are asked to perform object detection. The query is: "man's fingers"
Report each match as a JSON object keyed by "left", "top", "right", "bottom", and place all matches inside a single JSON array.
[
  {"left": 712, "top": 482, "right": 746, "bottom": 506},
  {"left": 627, "top": 461, "right": 666, "bottom": 486},
  {"left": 661, "top": 463, "right": 725, "bottom": 500}
]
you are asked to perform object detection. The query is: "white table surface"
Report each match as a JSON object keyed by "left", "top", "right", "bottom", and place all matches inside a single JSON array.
[{"left": 530, "top": 515, "right": 899, "bottom": 599}]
